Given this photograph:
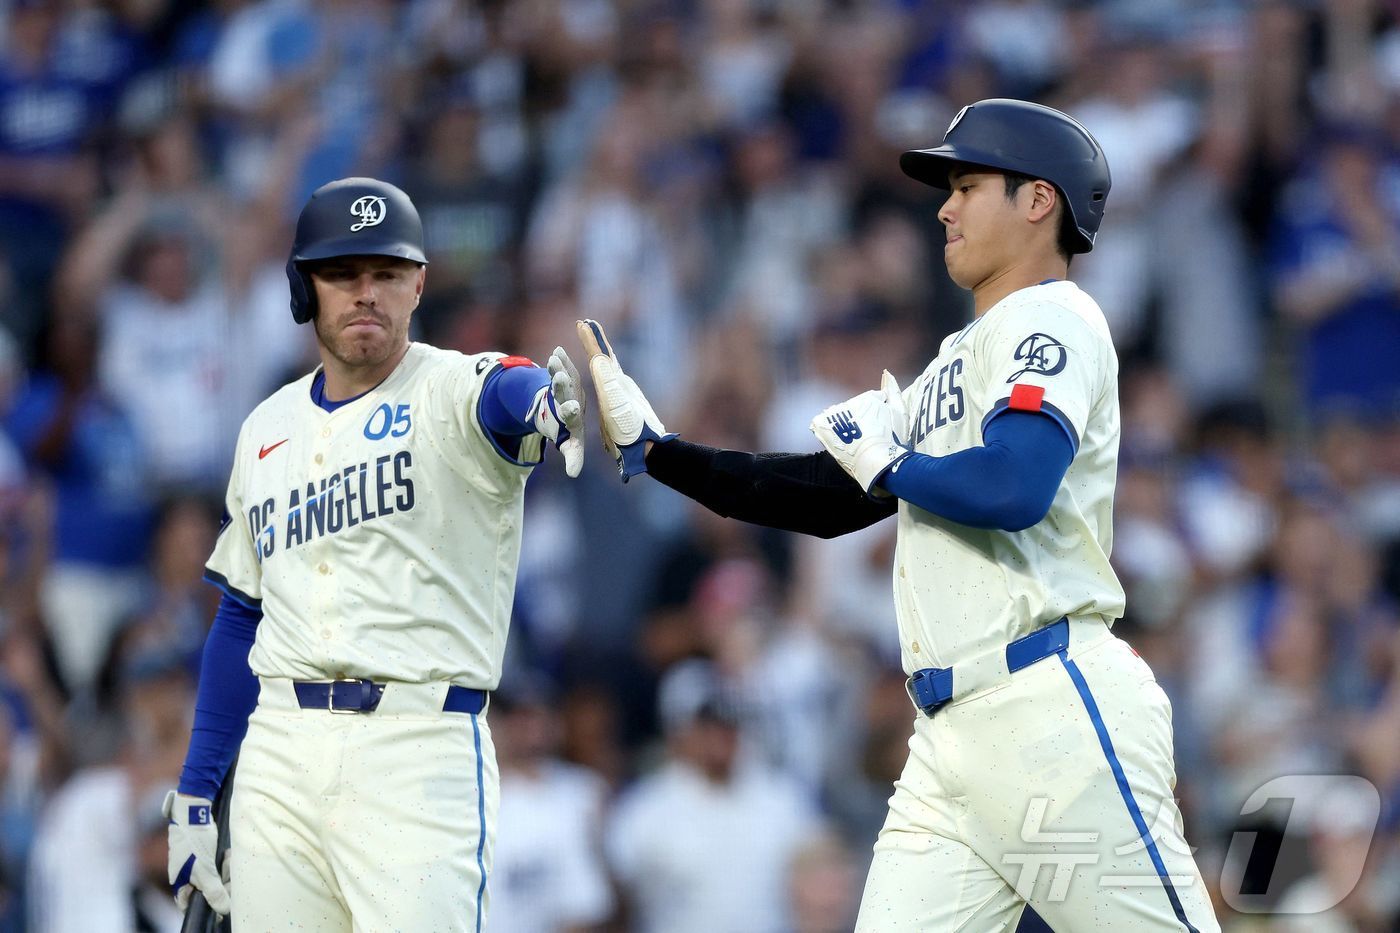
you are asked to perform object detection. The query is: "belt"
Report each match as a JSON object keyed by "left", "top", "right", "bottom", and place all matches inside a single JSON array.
[
  {"left": 292, "top": 680, "right": 488, "bottom": 714},
  {"left": 905, "top": 618, "right": 1070, "bottom": 716}
]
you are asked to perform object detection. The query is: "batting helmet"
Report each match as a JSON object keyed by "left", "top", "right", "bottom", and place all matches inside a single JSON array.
[
  {"left": 286, "top": 177, "right": 428, "bottom": 324},
  {"left": 899, "top": 99, "right": 1111, "bottom": 254}
]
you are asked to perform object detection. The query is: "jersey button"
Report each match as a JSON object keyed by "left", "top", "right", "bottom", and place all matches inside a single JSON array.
[
  {"left": 900, "top": 566, "right": 906, "bottom": 578},
  {"left": 318, "top": 563, "right": 329, "bottom": 575},
  {"left": 315, "top": 453, "right": 324, "bottom": 465},
  {"left": 911, "top": 641, "right": 921, "bottom": 654}
]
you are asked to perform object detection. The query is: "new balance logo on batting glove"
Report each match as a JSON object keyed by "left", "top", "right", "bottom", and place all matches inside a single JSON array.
[
  {"left": 827, "top": 410, "right": 864, "bottom": 444},
  {"left": 811, "top": 370, "right": 912, "bottom": 496},
  {"left": 576, "top": 319, "right": 677, "bottom": 481}
]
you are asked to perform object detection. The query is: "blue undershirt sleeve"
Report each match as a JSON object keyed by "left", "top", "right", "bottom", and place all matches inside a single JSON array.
[
  {"left": 177, "top": 593, "right": 262, "bottom": 799},
  {"left": 479, "top": 364, "right": 552, "bottom": 437},
  {"left": 876, "top": 410, "right": 1074, "bottom": 531}
]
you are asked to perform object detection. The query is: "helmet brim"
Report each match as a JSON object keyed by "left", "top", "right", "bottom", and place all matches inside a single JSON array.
[
  {"left": 899, "top": 145, "right": 1014, "bottom": 190},
  {"left": 293, "top": 236, "right": 428, "bottom": 265}
]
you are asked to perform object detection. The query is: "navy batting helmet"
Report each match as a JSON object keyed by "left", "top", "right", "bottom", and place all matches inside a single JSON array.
[
  {"left": 899, "top": 99, "right": 1110, "bottom": 254},
  {"left": 286, "top": 177, "right": 428, "bottom": 324}
]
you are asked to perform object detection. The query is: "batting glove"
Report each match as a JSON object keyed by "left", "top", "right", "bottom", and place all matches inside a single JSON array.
[
  {"left": 527, "top": 347, "right": 587, "bottom": 478},
  {"left": 811, "top": 370, "right": 912, "bottom": 496},
  {"left": 576, "top": 319, "right": 677, "bottom": 481},
  {"left": 164, "top": 790, "right": 231, "bottom": 916}
]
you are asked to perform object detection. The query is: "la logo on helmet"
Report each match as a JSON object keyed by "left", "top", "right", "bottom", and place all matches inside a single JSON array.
[
  {"left": 349, "top": 196, "right": 388, "bottom": 231},
  {"left": 946, "top": 105, "right": 968, "bottom": 138}
]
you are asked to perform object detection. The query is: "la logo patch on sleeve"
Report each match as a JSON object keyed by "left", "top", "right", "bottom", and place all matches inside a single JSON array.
[{"left": 1008, "top": 334, "right": 1067, "bottom": 381}]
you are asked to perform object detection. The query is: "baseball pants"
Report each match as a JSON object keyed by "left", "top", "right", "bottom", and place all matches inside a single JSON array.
[
  {"left": 229, "top": 679, "right": 499, "bottom": 932},
  {"left": 857, "top": 621, "right": 1220, "bottom": 932}
]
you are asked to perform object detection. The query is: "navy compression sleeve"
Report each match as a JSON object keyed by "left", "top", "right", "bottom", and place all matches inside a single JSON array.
[
  {"left": 480, "top": 364, "right": 551, "bottom": 437},
  {"left": 877, "top": 410, "right": 1074, "bottom": 531},
  {"left": 177, "top": 594, "right": 262, "bottom": 799},
  {"left": 644, "top": 439, "right": 896, "bottom": 538}
]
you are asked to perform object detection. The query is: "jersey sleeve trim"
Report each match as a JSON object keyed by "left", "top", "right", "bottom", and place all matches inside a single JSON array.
[
  {"left": 202, "top": 569, "right": 262, "bottom": 610},
  {"left": 981, "top": 397, "right": 1080, "bottom": 454},
  {"left": 474, "top": 362, "right": 546, "bottom": 469}
]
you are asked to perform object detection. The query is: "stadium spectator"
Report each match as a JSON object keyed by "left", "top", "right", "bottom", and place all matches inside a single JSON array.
[
  {"left": 490, "top": 677, "right": 613, "bottom": 933},
  {"left": 3, "top": 314, "right": 152, "bottom": 698},
  {"left": 0, "top": 0, "right": 102, "bottom": 347},
  {"left": 605, "top": 660, "right": 821, "bottom": 933},
  {"left": 1269, "top": 126, "right": 1400, "bottom": 417},
  {"left": 27, "top": 649, "right": 190, "bottom": 932}
]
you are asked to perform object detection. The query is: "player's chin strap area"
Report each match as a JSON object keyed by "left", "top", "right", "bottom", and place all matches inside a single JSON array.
[
  {"left": 905, "top": 617, "right": 1109, "bottom": 716},
  {"left": 289, "top": 679, "right": 488, "bottom": 714}
]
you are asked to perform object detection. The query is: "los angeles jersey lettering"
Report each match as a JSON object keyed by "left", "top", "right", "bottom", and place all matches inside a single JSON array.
[
  {"left": 244, "top": 451, "right": 416, "bottom": 561},
  {"left": 893, "top": 281, "right": 1125, "bottom": 671},
  {"left": 208, "top": 343, "right": 542, "bottom": 687}
]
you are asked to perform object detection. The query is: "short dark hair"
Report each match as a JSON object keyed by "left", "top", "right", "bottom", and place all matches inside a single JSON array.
[{"left": 1003, "top": 173, "right": 1076, "bottom": 263}]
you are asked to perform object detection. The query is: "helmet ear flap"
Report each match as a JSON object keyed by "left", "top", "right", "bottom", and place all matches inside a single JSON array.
[{"left": 287, "top": 258, "right": 317, "bottom": 324}]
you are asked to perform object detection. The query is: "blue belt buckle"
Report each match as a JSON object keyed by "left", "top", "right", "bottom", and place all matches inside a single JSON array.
[
  {"left": 905, "top": 666, "right": 954, "bottom": 716},
  {"left": 329, "top": 678, "right": 380, "bottom": 713},
  {"left": 293, "top": 679, "right": 384, "bottom": 712}
]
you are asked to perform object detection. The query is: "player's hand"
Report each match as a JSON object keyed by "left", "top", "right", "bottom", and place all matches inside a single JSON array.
[
  {"left": 527, "top": 347, "right": 586, "bottom": 478},
  {"left": 164, "top": 790, "right": 231, "bottom": 916},
  {"left": 575, "top": 319, "right": 677, "bottom": 481},
  {"left": 810, "top": 370, "right": 912, "bottom": 496}
]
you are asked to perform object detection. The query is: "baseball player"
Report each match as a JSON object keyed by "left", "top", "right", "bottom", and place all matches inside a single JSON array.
[
  {"left": 579, "top": 99, "right": 1220, "bottom": 931},
  {"left": 163, "top": 177, "right": 586, "bottom": 931}
]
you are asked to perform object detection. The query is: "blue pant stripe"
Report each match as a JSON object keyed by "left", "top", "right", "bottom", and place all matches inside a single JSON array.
[
  {"left": 1061, "top": 656, "right": 1200, "bottom": 933},
  {"left": 472, "top": 712, "right": 488, "bottom": 933}
]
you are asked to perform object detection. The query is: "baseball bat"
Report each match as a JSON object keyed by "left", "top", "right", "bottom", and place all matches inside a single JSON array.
[{"left": 180, "top": 758, "right": 237, "bottom": 933}]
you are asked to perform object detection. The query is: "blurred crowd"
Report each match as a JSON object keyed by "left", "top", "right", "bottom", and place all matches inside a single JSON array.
[{"left": 0, "top": 0, "right": 1398, "bottom": 930}]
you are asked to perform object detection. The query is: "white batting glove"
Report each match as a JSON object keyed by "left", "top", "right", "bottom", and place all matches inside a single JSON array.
[
  {"left": 576, "top": 319, "right": 677, "bottom": 481},
  {"left": 811, "top": 370, "right": 912, "bottom": 496},
  {"left": 527, "top": 347, "right": 587, "bottom": 478},
  {"left": 164, "top": 790, "right": 231, "bottom": 916}
]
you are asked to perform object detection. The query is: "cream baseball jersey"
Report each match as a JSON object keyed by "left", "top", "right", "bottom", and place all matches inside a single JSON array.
[
  {"left": 206, "top": 342, "right": 543, "bottom": 688},
  {"left": 892, "top": 280, "right": 1125, "bottom": 671}
]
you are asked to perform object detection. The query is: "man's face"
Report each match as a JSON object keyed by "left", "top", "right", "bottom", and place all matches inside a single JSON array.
[
  {"left": 310, "top": 255, "right": 425, "bottom": 369},
  {"left": 937, "top": 169, "right": 1027, "bottom": 289},
  {"left": 140, "top": 238, "right": 194, "bottom": 304},
  {"left": 496, "top": 704, "right": 558, "bottom": 765},
  {"left": 675, "top": 714, "right": 741, "bottom": 782}
]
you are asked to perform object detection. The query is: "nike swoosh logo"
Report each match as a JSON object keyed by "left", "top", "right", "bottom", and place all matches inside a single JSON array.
[{"left": 258, "top": 439, "right": 289, "bottom": 459}]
